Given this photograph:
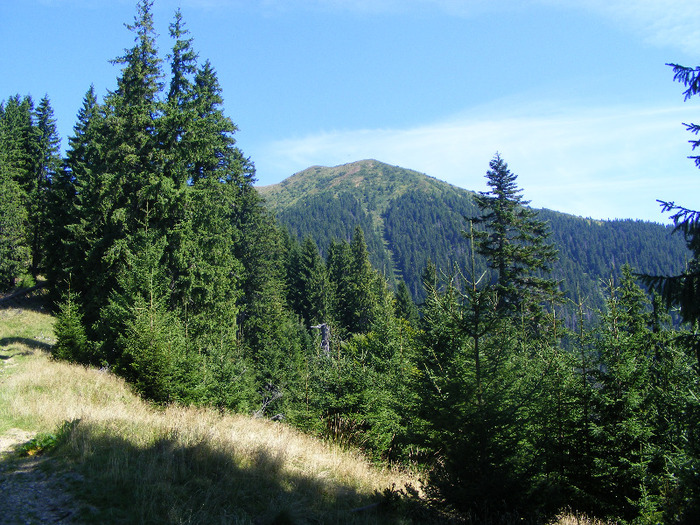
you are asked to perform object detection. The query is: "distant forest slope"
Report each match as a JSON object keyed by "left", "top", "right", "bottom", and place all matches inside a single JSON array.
[{"left": 258, "top": 159, "right": 690, "bottom": 308}]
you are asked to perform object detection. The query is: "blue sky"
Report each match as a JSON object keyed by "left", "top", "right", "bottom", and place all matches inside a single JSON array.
[{"left": 2, "top": 0, "right": 699, "bottom": 222}]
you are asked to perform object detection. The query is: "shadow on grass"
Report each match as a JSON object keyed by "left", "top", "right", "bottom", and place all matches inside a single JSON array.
[
  {"left": 0, "top": 283, "right": 50, "bottom": 314},
  {"left": 0, "top": 350, "right": 33, "bottom": 361},
  {"left": 35, "top": 419, "right": 445, "bottom": 525},
  {"left": 0, "top": 337, "right": 53, "bottom": 354}
]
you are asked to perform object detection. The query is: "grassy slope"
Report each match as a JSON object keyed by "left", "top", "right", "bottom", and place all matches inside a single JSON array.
[{"left": 0, "top": 294, "right": 423, "bottom": 524}]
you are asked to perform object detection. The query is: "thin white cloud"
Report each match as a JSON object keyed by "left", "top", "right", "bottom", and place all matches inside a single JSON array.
[
  {"left": 545, "top": 0, "right": 700, "bottom": 54},
  {"left": 255, "top": 102, "right": 699, "bottom": 222},
  {"left": 170, "top": 0, "right": 514, "bottom": 16},
  {"left": 430, "top": 0, "right": 700, "bottom": 53},
  {"left": 165, "top": 0, "right": 700, "bottom": 54}
]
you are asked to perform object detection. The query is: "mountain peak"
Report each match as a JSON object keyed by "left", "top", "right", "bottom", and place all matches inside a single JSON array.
[
  {"left": 258, "top": 159, "right": 441, "bottom": 201},
  {"left": 257, "top": 159, "right": 436, "bottom": 210}
]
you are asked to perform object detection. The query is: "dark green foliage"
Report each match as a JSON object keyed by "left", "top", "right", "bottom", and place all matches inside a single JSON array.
[
  {"left": 276, "top": 191, "right": 394, "bottom": 278},
  {"left": 121, "top": 294, "right": 183, "bottom": 403},
  {"left": 325, "top": 227, "right": 389, "bottom": 336},
  {"left": 384, "top": 186, "right": 483, "bottom": 300},
  {"left": 283, "top": 226, "right": 418, "bottom": 462},
  {"left": 31, "top": 95, "right": 61, "bottom": 277},
  {"left": 394, "top": 280, "right": 419, "bottom": 326},
  {"left": 414, "top": 265, "right": 536, "bottom": 517},
  {"left": 642, "top": 200, "right": 700, "bottom": 352},
  {"left": 347, "top": 227, "right": 384, "bottom": 334},
  {"left": 52, "top": 288, "right": 89, "bottom": 363},
  {"left": 0, "top": 95, "right": 39, "bottom": 288},
  {"left": 37, "top": 3, "right": 283, "bottom": 416},
  {"left": 51, "top": 86, "right": 101, "bottom": 303},
  {"left": 550, "top": 268, "right": 700, "bottom": 523},
  {"left": 175, "top": 174, "right": 242, "bottom": 349},
  {"left": 0, "top": 170, "right": 30, "bottom": 289},
  {"left": 0, "top": 93, "right": 64, "bottom": 289},
  {"left": 0, "top": 95, "right": 36, "bottom": 187},
  {"left": 236, "top": 204, "right": 306, "bottom": 417},
  {"left": 472, "top": 153, "right": 560, "bottom": 320},
  {"left": 636, "top": 62, "right": 700, "bottom": 524},
  {"left": 589, "top": 267, "right": 658, "bottom": 520},
  {"left": 286, "top": 235, "right": 332, "bottom": 326}
]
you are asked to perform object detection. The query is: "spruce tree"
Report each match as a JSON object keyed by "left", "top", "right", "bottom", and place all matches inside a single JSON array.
[
  {"left": 473, "top": 153, "right": 559, "bottom": 325},
  {"left": 45, "top": 86, "right": 99, "bottom": 301},
  {"left": 589, "top": 266, "right": 657, "bottom": 520},
  {"left": 287, "top": 236, "right": 331, "bottom": 326},
  {"left": 59, "top": 86, "right": 104, "bottom": 319},
  {"left": 1, "top": 95, "right": 36, "bottom": 194},
  {"left": 235, "top": 201, "right": 304, "bottom": 418},
  {"left": 0, "top": 95, "right": 34, "bottom": 287},
  {"left": 53, "top": 286, "right": 89, "bottom": 363},
  {"left": 637, "top": 63, "right": 700, "bottom": 521},
  {"left": 67, "top": 0, "right": 166, "bottom": 343},
  {"left": 170, "top": 58, "right": 246, "bottom": 350},
  {"left": 31, "top": 95, "right": 61, "bottom": 277},
  {"left": 162, "top": 8, "right": 198, "bottom": 187},
  {"left": 415, "top": 262, "right": 530, "bottom": 516},
  {"left": 413, "top": 221, "right": 560, "bottom": 517},
  {"left": 327, "top": 238, "right": 354, "bottom": 336},
  {"left": 0, "top": 169, "right": 29, "bottom": 289},
  {"left": 394, "top": 279, "right": 419, "bottom": 326}
]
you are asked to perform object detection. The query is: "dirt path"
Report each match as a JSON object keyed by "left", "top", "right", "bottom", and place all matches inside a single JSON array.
[{"left": 0, "top": 428, "right": 82, "bottom": 524}]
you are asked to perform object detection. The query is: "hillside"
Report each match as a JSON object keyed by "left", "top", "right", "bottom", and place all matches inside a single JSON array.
[
  {"left": 258, "top": 159, "right": 690, "bottom": 308},
  {"left": 0, "top": 292, "right": 427, "bottom": 524}
]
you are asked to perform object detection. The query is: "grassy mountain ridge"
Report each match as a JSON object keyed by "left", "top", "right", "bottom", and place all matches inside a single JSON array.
[
  {"left": 258, "top": 159, "right": 454, "bottom": 211},
  {"left": 259, "top": 159, "right": 690, "bottom": 307}
]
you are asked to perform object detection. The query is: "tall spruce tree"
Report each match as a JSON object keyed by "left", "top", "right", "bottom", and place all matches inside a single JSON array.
[
  {"left": 31, "top": 95, "right": 61, "bottom": 277},
  {"left": 1, "top": 96, "right": 36, "bottom": 196},
  {"left": 473, "top": 153, "right": 559, "bottom": 327},
  {"left": 415, "top": 259, "right": 534, "bottom": 516},
  {"left": 327, "top": 237, "right": 354, "bottom": 337},
  {"left": 638, "top": 65, "right": 700, "bottom": 522},
  {"left": 589, "top": 267, "right": 657, "bottom": 521},
  {"left": 0, "top": 169, "right": 29, "bottom": 289},
  {"left": 45, "top": 87, "right": 100, "bottom": 302},
  {"left": 162, "top": 8, "right": 198, "bottom": 187},
  {"left": 0, "top": 95, "right": 35, "bottom": 287},
  {"left": 286, "top": 236, "right": 331, "bottom": 326},
  {"left": 412, "top": 217, "right": 565, "bottom": 517},
  {"left": 84, "top": 0, "right": 168, "bottom": 360}
]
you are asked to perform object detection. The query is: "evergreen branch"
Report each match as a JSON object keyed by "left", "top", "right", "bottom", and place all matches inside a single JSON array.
[
  {"left": 638, "top": 270, "right": 700, "bottom": 325},
  {"left": 667, "top": 63, "right": 700, "bottom": 101},
  {"left": 656, "top": 200, "right": 700, "bottom": 239}
]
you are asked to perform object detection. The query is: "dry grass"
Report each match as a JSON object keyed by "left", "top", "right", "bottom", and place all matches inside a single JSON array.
[
  {"left": 550, "top": 513, "right": 618, "bottom": 525},
  {"left": 1, "top": 301, "right": 426, "bottom": 524}
]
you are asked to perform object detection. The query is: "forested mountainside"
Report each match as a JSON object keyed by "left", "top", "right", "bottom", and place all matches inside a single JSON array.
[{"left": 259, "top": 159, "right": 690, "bottom": 307}]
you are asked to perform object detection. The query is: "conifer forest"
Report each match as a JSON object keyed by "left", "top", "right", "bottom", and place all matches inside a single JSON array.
[{"left": 2, "top": 2, "right": 700, "bottom": 523}]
